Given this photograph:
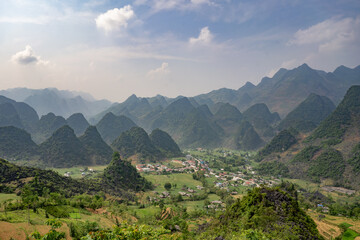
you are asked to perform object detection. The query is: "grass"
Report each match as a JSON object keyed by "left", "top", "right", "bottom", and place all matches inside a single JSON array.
[
  {"left": 342, "top": 229, "right": 359, "bottom": 240},
  {"left": 144, "top": 173, "right": 203, "bottom": 192},
  {"left": 0, "top": 193, "right": 20, "bottom": 202}
]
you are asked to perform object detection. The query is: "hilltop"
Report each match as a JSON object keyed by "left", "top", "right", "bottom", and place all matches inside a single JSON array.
[
  {"left": 199, "top": 185, "right": 323, "bottom": 239},
  {"left": 79, "top": 126, "right": 113, "bottom": 165}
]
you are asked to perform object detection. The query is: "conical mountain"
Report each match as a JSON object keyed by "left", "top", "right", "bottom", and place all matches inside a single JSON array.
[
  {"left": 278, "top": 93, "right": 335, "bottom": 132},
  {"left": 149, "top": 129, "right": 182, "bottom": 158},
  {"left": 214, "top": 103, "right": 243, "bottom": 122},
  {"left": 0, "top": 126, "right": 39, "bottom": 160},
  {"left": 112, "top": 127, "right": 162, "bottom": 161},
  {"left": 102, "top": 152, "right": 153, "bottom": 193},
  {"left": 177, "top": 107, "right": 221, "bottom": 148},
  {"left": 66, "top": 113, "right": 90, "bottom": 136},
  {"left": 243, "top": 103, "right": 280, "bottom": 138},
  {"left": 96, "top": 112, "right": 137, "bottom": 144},
  {"left": 33, "top": 113, "right": 67, "bottom": 144},
  {"left": 150, "top": 97, "right": 195, "bottom": 130},
  {"left": 39, "top": 125, "right": 88, "bottom": 167},
  {"left": 79, "top": 126, "right": 113, "bottom": 165}
]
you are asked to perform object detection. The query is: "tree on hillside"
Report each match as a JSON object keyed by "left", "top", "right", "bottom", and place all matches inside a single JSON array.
[{"left": 164, "top": 182, "right": 172, "bottom": 191}]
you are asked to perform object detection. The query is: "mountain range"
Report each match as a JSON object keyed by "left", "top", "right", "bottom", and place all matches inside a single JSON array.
[
  {"left": 1, "top": 63, "right": 359, "bottom": 153},
  {"left": 0, "top": 124, "right": 112, "bottom": 168},
  {"left": 257, "top": 85, "right": 360, "bottom": 190}
]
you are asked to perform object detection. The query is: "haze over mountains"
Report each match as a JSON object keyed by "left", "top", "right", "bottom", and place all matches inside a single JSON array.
[{"left": 0, "top": 63, "right": 359, "bottom": 164}]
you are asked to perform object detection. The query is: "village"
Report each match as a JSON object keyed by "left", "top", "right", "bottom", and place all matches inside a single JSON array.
[{"left": 137, "top": 152, "right": 282, "bottom": 210}]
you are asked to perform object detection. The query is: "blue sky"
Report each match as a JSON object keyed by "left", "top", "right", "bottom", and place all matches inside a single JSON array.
[{"left": 1, "top": 0, "right": 359, "bottom": 101}]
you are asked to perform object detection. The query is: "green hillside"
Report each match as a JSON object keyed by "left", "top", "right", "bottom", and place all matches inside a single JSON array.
[
  {"left": 79, "top": 126, "right": 113, "bottom": 165},
  {"left": 112, "top": 127, "right": 162, "bottom": 161},
  {"left": 39, "top": 125, "right": 89, "bottom": 168},
  {"left": 0, "top": 126, "right": 39, "bottom": 161},
  {"left": 259, "top": 86, "right": 360, "bottom": 189},
  {"left": 102, "top": 152, "right": 153, "bottom": 193},
  {"left": 66, "top": 113, "right": 90, "bottom": 136},
  {"left": 96, "top": 112, "right": 137, "bottom": 144},
  {"left": 149, "top": 128, "right": 182, "bottom": 158},
  {"left": 278, "top": 93, "right": 335, "bottom": 132},
  {"left": 258, "top": 129, "right": 298, "bottom": 158},
  {"left": 311, "top": 85, "right": 360, "bottom": 140},
  {"left": 243, "top": 103, "right": 280, "bottom": 138},
  {"left": 199, "top": 186, "right": 323, "bottom": 239}
]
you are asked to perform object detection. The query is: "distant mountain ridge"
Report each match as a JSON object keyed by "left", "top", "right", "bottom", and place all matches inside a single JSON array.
[{"left": 0, "top": 88, "right": 112, "bottom": 118}]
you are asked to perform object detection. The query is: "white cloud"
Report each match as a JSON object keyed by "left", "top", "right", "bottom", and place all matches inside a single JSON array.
[
  {"left": 189, "top": 27, "right": 213, "bottom": 45},
  {"left": 288, "top": 16, "right": 360, "bottom": 52},
  {"left": 11, "top": 45, "right": 49, "bottom": 65},
  {"left": 147, "top": 62, "right": 170, "bottom": 78},
  {"left": 95, "top": 5, "right": 135, "bottom": 33}
]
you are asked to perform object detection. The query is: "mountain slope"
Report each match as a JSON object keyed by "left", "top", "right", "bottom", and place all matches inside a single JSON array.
[
  {"left": 149, "top": 128, "right": 182, "bottom": 158},
  {"left": 79, "top": 126, "right": 113, "bottom": 165},
  {"left": 278, "top": 93, "right": 336, "bottom": 132},
  {"left": 0, "top": 95, "right": 39, "bottom": 132},
  {"left": 258, "top": 85, "right": 360, "bottom": 189},
  {"left": 0, "top": 103, "right": 23, "bottom": 129},
  {"left": 243, "top": 103, "right": 280, "bottom": 138},
  {"left": 200, "top": 186, "right": 322, "bottom": 239},
  {"left": 66, "top": 113, "right": 90, "bottom": 136},
  {"left": 0, "top": 126, "right": 39, "bottom": 161},
  {"left": 111, "top": 127, "right": 162, "bottom": 161},
  {"left": 102, "top": 152, "right": 153, "bottom": 192},
  {"left": 39, "top": 125, "right": 89, "bottom": 167},
  {"left": 96, "top": 112, "right": 137, "bottom": 144},
  {"left": 32, "top": 113, "right": 67, "bottom": 144}
]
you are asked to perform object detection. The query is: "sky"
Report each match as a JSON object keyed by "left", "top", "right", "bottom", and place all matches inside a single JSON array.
[{"left": 0, "top": 0, "right": 360, "bottom": 102}]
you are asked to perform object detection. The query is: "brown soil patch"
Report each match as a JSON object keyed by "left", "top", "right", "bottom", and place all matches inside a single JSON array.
[
  {"left": 0, "top": 221, "right": 71, "bottom": 240},
  {"left": 312, "top": 219, "right": 341, "bottom": 240}
]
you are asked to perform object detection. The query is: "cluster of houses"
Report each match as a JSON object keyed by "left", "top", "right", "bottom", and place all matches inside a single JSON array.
[
  {"left": 135, "top": 157, "right": 207, "bottom": 174},
  {"left": 63, "top": 168, "right": 96, "bottom": 177}
]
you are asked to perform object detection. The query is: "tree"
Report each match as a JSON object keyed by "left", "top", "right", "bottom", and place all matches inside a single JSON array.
[
  {"left": 164, "top": 182, "right": 172, "bottom": 191},
  {"left": 31, "top": 219, "right": 66, "bottom": 240}
]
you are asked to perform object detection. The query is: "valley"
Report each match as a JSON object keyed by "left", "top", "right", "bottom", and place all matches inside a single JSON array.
[{"left": 0, "top": 63, "right": 360, "bottom": 239}]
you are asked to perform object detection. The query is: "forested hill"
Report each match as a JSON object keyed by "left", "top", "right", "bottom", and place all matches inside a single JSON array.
[
  {"left": 199, "top": 184, "right": 323, "bottom": 239},
  {"left": 111, "top": 127, "right": 182, "bottom": 161}
]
